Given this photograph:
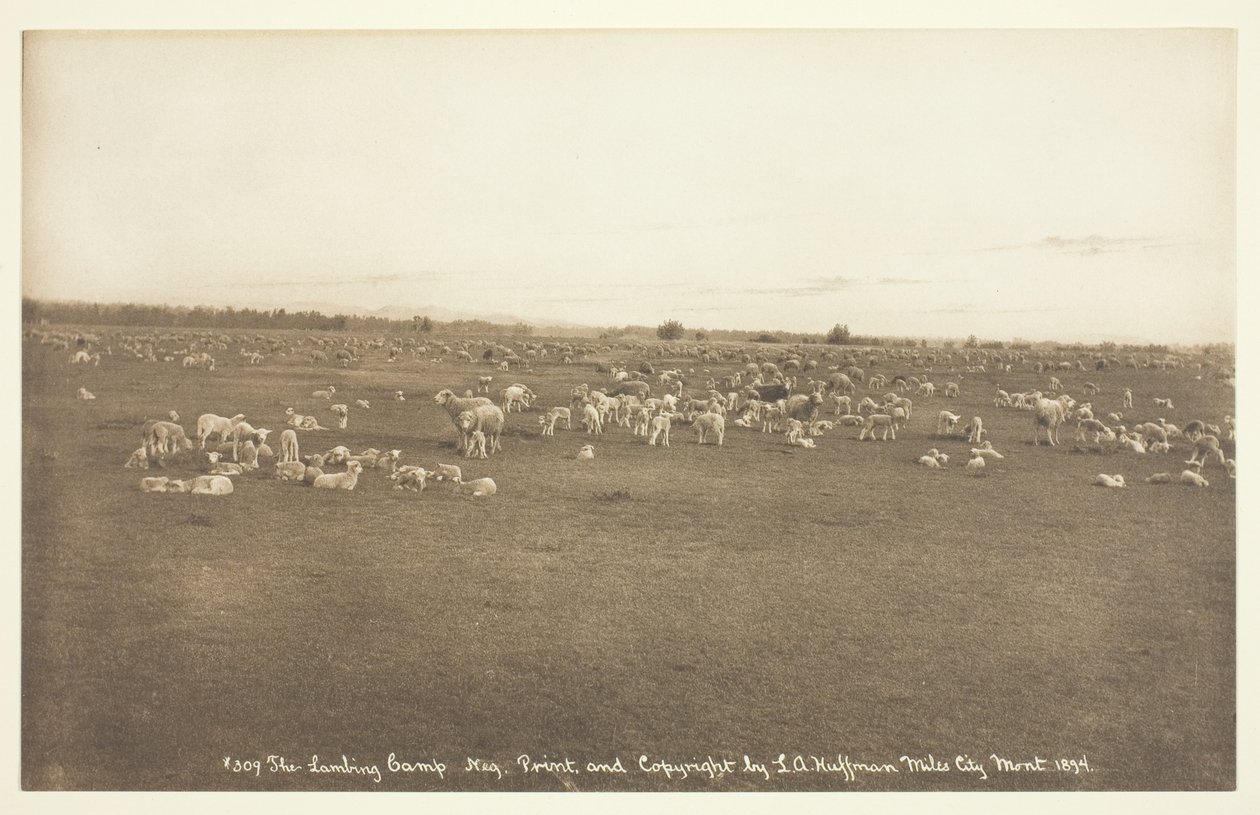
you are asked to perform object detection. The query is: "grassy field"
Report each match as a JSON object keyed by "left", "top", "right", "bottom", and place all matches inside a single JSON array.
[{"left": 21, "top": 332, "right": 1235, "bottom": 791}]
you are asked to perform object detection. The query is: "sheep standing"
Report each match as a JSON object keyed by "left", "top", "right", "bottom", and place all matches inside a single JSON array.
[
  {"left": 434, "top": 389, "right": 495, "bottom": 453},
  {"left": 693, "top": 412, "right": 726, "bottom": 446},
  {"left": 648, "top": 413, "right": 673, "bottom": 447},
  {"left": 465, "top": 430, "right": 489, "bottom": 460},
  {"left": 936, "top": 411, "right": 962, "bottom": 436},
  {"left": 858, "top": 414, "right": 895, "bottom": 441},
  {"left": 197, "top": 413, "right": 246, "bottom": 450},
  {"left": 455, "top": 406, "right": 506, "bottom": 455},
  {"left": 279, "top": 429, "right": 300, "bottom": 464},
  {"left": 581, "top": 403, "right": 604, "bottom": 435},
  {"left": 1032, "top": 398, "right": 1067, "bottom": 446}
]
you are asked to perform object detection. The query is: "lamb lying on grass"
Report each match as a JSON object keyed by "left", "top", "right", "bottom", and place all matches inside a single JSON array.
[
  {"left": 1094, "top": 473, "right": 1126, "bottom": 488},
  {"left": 1180, "top": 469, "right": 1210, "bottom": 487},
  {"left": 313, "top": 460, "right": 363, "bottom": 490},
  {"left": 576, "top": 444, "right": 595, "bottom": 460},
  {"left": 460, "top": 477, "right": 497, "bottom": 497}
]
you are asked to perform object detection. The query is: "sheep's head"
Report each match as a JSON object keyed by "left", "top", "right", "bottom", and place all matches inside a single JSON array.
[
  {"left": 254, "top": 429, "right": 271, "bottom": 444},
  {"left": 456, "top": 411, "right": 476, "bottom": 432},
  {"left": 346, "top": 461, "right": 363, "bottom": 474}
]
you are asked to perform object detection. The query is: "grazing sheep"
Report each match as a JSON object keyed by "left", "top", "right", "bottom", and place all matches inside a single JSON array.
[
  {"left": 944, "top": 382, "right": 960, "bottom": 398},
  {"left": 313, "top": 460, "right": 363, "bottom": 490},
  {"left": 1145, "top": 472, "right": 1174, "bottom": 484},
  {"left": 477, "top": 376, "right": 494, "bottom": 394},
  {"left": 1082, "top": 382, "right": 1100, "bottom": 396},
  {"left": 859, "top": 414, "right": 896, "bottom": 441},
  {"left": 581, "top": 403, "right": 604, "bottom": 435},
  {"left": 964, "top": 416, "right": 986, "bottom": 444},
  {"left": 1094, "top": 473, "right": 1126, "bottom": 488},
  {"left": 312, "top": 386, "right": 336, "bottom": 399},
  {"left": 693, "top": 412, "right": 726, "bottom": 446},
  {"left": 500, "top": 385, "right": 531, "bottom": 413},
  {"left": 539, "top": 406, "right": 572, "bottom": 436},
  {"left": 1184, "top": 435, "right": 1227, "bottom": 468},
  {"left": 993, "top": 388, "right": 1011, "bottom": 407},
  {"left": 197, "top": 413, "right": 246, "bottom": 450},
  {"left": 1032, "top": 398, "right": 1067, "bottom": 446},
  {"left": 355, "top": 399, "right": 371, "bottom": 409},
  {"left": 576, "top": 444, "right": 595, "bottom": 460},
  {"left": 1182, "top": 420, "right": 1206, "bottom": 441},
  {"left": 138, "top": 476, "right": 172, "bottom": 492},
  {"left": 76, "top": 387, "right": 96, "bottom": 401},
  {"left": 1180, "top": 469, "right": 1210, "bottom": 487},
  {"left": 1074, "top": 418, "right": 1112, "bottom": 444},
  {"left": 1048, "top": 377, "right": 1062, "bottom": 392},
  {"left": 965, "top": 453, "right": 987, "bottom": 476},
  {"left": 143, "top": 420, "right": 195, "bottom": 459},
  {"left": 648, "top": 413, "right": 674, "bottom": 447},
  {"left": 461, "top": 477, "right": 498, "bottom": 497}
]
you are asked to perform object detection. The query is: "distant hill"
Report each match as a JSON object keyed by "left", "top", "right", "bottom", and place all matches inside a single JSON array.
[{"left": 282, "top": 301, "right": 591, "bottom": 330}]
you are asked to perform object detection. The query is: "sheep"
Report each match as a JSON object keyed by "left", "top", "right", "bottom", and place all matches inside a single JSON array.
[
  {"left": 1145, "top": 472, "right": 1174, "bottom": 484},
  {"left": 321, "top": 445, "right": 351, "bottom": 465},
  {"left": 76, "top": 387, "right": 96, "bottom": 401},
  {"left": 1182, "top": 420, "right": 1206, "bottom": 441},
  {"left": 354, "top": 399, "right": 371, "bottom": 410},
  {"left": 857, "top": 396, "right": 880, "bottom": 415},
  {"left": 581, "top": 403, "right": 604, "bottom": 435},
  {"left": 1048, "top": 377, "right": 1063, "bottom": 392},
  {"left": 970, "top": 443, "right": 1005, "bottom": 461},
  {"left": 836, "top": 414, "right": 863, "bottom": 427},
  {"left": 168, "top": 410, "right": 180, "bottom": 423},
  {"left": 918, "top": 454, "right": 943, "bottom": 468},
  {"left": 1116, "top": 433, "right": 1147, "bottom": 454},
  {"left": 1184, "top": 435, "right": 1227, "bottom": 468},
  {"left": 1154, "top": 397, "right": 1175, "bottom": 410},
  {"left": 808, "top": 420, "right": 834, "bottom": 436},
  {"left": 993, "top": 389, "right": 1011, "bottom": 407},
  {"left": 631, "top": 406, "right": 653, "bottom": 437},
  {"left": 693, "top": 412, "right": 726, "bottom": 446},
  {"left": 1225, "top": 459, "right": 1236, "bottom": 479},
  {"left": 1094, "top": 473, "right": 1126, "bottom": 488},
  {"left": 278, "top": 429, "right": 300, "bottom": 464},
  {"left": 312, "top": 386, "right": 336, "bottom": 399},
  {"left": 944, "top": 382, "right": 960, "bottom": 398},
  {"left": 1122, "top": 388, "right": 1134, "bottom": 408},
  {"left": 648, "top": 413, "right": 674, "bottom": 447},
  {"left": 274, "top": 460, "right": 307, "bottom": 481},
  {"left": 460, "top": 477, "right": 498, "bottom": 497},
  {"left": 859, "top": 414, "right": 896, "bottom": 441},
  {"left": 936, "top": 411, "right": 962, "bottom": 436},
  {"left": 761, "top": 405, "right": 784, "bottom": 433},
  {"left": 138, "top": 476, "right": 172, "bottom": 492},
  {"left": 501, "top": 385, "right": 531, "bottom": 413},
  {"left": 432, "top": 464, "right": 463, "bottom": 484},
  {"left": 395, "top": 391, "right": 406, "bottom": 402},
  {"left": 330, "top": 403, "right": 349, "bottom": 429},
  {"left": 1180, "top": 469, "right": 1210, "bottom": 487},
  {"left": 1082, "top": 382, "right": 1100, "bottom": 396},
  {"left": 239, "top": 440, "right": 260, "bottom": 470},
  {"left": 788, "top": 436, "right": 817, "bottom": 449},
  {"left": 313, "top": 460, "right": 363, "bottom": 490},
  {"left": 1032, "top": 398, "right": 1067, "bottom": 446},
  {"left": 434, "top": 389, "right": 495, "bottom": 452},
  {"left": 143, "top": 420, "right": 195, "bottom": 459},
  {"left": 1107, "top": 412, "right": 1124, "bottom": 423},
  {"left": 209, "top": 461, "right": 246, "bottom": 476},
  {"left": 197, "top": 413, "right": 246, "bottom": 449},
  {"left": 390, "top": 465, "right": 429, "bottom": 492},
  {"left": 124, "top": 447, "right": 149, "bottom": 469},
  {"left": 830, "top": 394, "right": 853, "bottom": 416},
  {"left": 965, "top": 452, "right": 987, "bottom": 476},
  {"left": 228, "top": 421, "right": 270, "bottom": 462},
  {"left": 576, "top": 444, "right": 595, "bottom": 461},
  {"left": 372, "top": 450, "right": 402, "bottom": 471},
  {"left": 964, "top": 416, "right": 986, "bottom": 444},
  {"left": 784, "top": 392, "right": 825, "bottom": 425},
  {"left": 169, "top": 475, "right": 235, "bottom": 495},
  {"left": 1074, "top": 419, "right": 1112, "bottom": 444},
  {"left": 476, "top": 376, "right": 494, "bottom": 394}
]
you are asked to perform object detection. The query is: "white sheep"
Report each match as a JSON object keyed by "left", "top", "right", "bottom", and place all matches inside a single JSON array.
[
  {"left": 465, "top": 430, "right": 489, "bottom": 460},
  {"left": 581, "top": 403, "right": 604, "bottom": 435},
  {"left": 970, "top": 443, "right": 1005, "bottom": 461},
  {"left": 648, "top": 413, "right": 674, "bottom": 447},
  {"left": 313, "top": 460, "right": 363, "bottom": 490},
  {"left": 76, "top": 387, "right": 96, "bottom": 401},
  {"left": 1225, "top": 459, "right": 1236, "bottom": 479},
  {"left": 1184, "top": 435, "right": 1227, "bottom": 468},
  {"left": 390, "top": 465, "right": 429, "bottom": 492},
  {"left": 576, "top": 444, "right": 595, "bottom": 460},
  {"left": 859, "top": 414, "right": 895, "bottom": 441},
  {"left": 274, "top": 460, "right": 307, "bottom": 481},
  {"left": 918, "top": 454, "right": 942, "bottom": 468},
  {"left": 355, "top": 399, "right": 371, "bottom": 409},
  {"left": 330, "top": 403, "right": 349, "bottom": 429},
  {"left": 461, "top": 477, "right": 498, "bottom": 497},
  {"left": 964, "top": 416, "right": 985, "bottom": 444},
  {"left": 313, "top": 386, "right": 336, "bottom": 399},
  {"left": 124, "top": 447, "right": 149, "bottom": 469},
  {"left": 395, "top": 390, "right": 406, "bottom": 402},
  {"left": 168, "top": 475, "right": 235, "bottom": 495},
  {"left": 197, "top": 413, "right": 246, "bottom": 449},
  {"left": 788, "top": 436, "right": 817, "bottom": 449},
  {"left": 1122, "top": 388, "right": 1134, "bottom": 408},
  {"left": 965, "top": 453, "right": 987, "bottom": 476},
  {"left": 539, "top": 406, "right": 572, "bottom": 436},
  {"left": 432, "top": 463, "right": 463, "bottom": 484},
  {"left": 693, "top": 412, "right": 726, "bottom": 446},
  {"left": 278, "top": 429, "right": 300, "bottom": 464},
  {"left": 1094, "top": 473, "right": 1126, "bottom": 488},
  {"left": 138, "top": 476, "right": 171, "bottom": 492},
  {"left": 1154, "top": 397, "right": 1175, "bottom": 409},
  {"left": 936, "top": 411, "right": 962, "bottom": 436},
  {"left": 1180, "top": 469, "right": 1210, "bottom": 487}
]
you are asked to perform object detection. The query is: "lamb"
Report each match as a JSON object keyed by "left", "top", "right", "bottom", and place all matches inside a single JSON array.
[
  {"left": 1154, "top": 397, "right": 1175, "bottom": 409},
  {"left": 76, "top": 387, "right": 96, "bottom": 400},
  {"left": 432, "top": 464, "right": 463, "bottom": 484},
  {"left": 355, "top": 399, "right": 371, "bottom": 409},
  {"left": 330, "top": 403, "right": 349, "bottom": 429},
  {"left": 139, "top": 476, "right": 172, "bottom": 492},
  {"left": 830, "top": 394, "right": 853, "bottom": 415},
  {"left": 693, "top": 412, "right": 726, "bottom": 446},
  {"left": 993, "top": 389, "right": 1010, "bottom": 407},
  {"left": 455, "top": 407, "right": 505, "bottom": 455},
  {"left": 228, "top": 421, "right": 270, "bottom": 462},
  {"left": 1048, "top": 376, "right": 1063, "bottom": 392},
  {"left": 274, "top": 460, "right": 307, "bottom": 481},
  {"left": 964, "top": 416, "right": 986, "bottom": 444},
  {"left": 809, "top": 420, "right": 834, "bottom": 436},
  {"left": 124, "top": 447, "right": 149, "bottom": 469},
  {"left": 1122, "top": 388, "right": 1134, "bottom": 408},
  {"left": 238, "top": 440, "right": 260, "bottom": 470},
  {"left": 209, "top": 461, "right": 246, "bottom": 476},
  {"left": 1116, "top": 434, "right": 1147, "bottom": 454},
  {"left": 944, "top": 382, "right": 960, "bottom": 398},
  {"left": 1182, "top": 420, "right": 1206, "bottom": 441},
  {"left": 374, "top": 450, "right": 402, "bottom": 471},
  {"left": 395, "top": 391, "right": 406, "bottom": 402},
  {"left": 788, "top": 436, "right": 817, "bottom": 448},
  {"left": 197, "top": 413, "right": 246, "bottom": 449},
  {"left": 648, "top": 413, "right": 674, "bottom": 447},
  {"left": 761, "top": 405, "right": 784, "bottom": 433},
  {"left": 859, "top": 414, "right": 896, "bottom": 441},
  {"left": 918, "top": 454, "right": 943, "bottom": 468},
  {"left": 1180, "top": 469, "right": 1210, "bottom": 487},
  {"left": 1094, "top": 473, "right": 1126, "bottom": 488},
  {"left": 576, "top": 444, "right": 595, "bottom": 460},
  {"left": 501, "top": 385, "right": 531, "bottom": 413},
  {"left": 965, "top": 452, "right": 987, "bottom": 476},
  {"left": 632, "top": 407, "right": 652, "bottom": 436},
  {"left": 322, "top": 445, "right": 351, "bottom": 465},
  {"left": 390, "top": 466, "right": 429, "bottom": 492},
  {"left": 936, "top": 411, "right": 962, "bottom": 436},
  {"left": 279, "top": 429, "right": 300, "bottom": 463},
  {"left": 581, "top": 403, "right": 604, "bottom": 435},
  {"left": 433, "top": 389, "right": 495, "bottom": 452},
  {"left": 170, "top": 475, "right": 235, "bottom": 495},
  {"left": 1225, "top": 459, "right": 1236, "bottom": 479},
  {"left": 1074, "top": 418, "right": 1112, "bottom": 444},
  {"left": 970, "top": 442, "right": 1004, "bottom": 461},
  {"left": 143, "top": 420, "right": 195, "bottom": 459},
  {"left": 477, "top": 376, "right": 494, "bottom": 394},
  {"left": 1082, "top": 382, "right": 1100, "bottom": 396},
  {"left": 312, "top": 386, "right": 336, "bottom": 399},
  {"left": 460, "top": 477, "right": 498, "bottom": 497},
  {"left": 313, "top": 460, "right": 363, "bottom": 490}
]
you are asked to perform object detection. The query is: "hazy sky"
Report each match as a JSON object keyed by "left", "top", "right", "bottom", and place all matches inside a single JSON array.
[{"left": 22, "top": 29, "right": 1235, "bottom": 343}]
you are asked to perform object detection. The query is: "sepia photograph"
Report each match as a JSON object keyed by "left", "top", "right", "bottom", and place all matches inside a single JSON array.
[{"left": 12, "top": 3, "right": 1251, "bottom": 807}]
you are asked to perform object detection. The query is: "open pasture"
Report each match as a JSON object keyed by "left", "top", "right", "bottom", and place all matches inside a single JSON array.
[{"left": 22, "top": 331, "right": 1235, "bottom": 791}]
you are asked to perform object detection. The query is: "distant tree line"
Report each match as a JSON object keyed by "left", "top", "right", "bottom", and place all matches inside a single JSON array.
[{"left": 21, "top": 298, "right": 534, "bottom": 336}]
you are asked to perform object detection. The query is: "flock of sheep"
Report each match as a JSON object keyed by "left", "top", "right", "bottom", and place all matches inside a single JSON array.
[{"left": 32, "top": 326, "right": 1237, "bottom": 500}]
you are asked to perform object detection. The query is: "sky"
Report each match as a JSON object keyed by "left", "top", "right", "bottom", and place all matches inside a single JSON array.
[{"left": 21, "top": 28, "right": 1236, "bottom": 344}]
